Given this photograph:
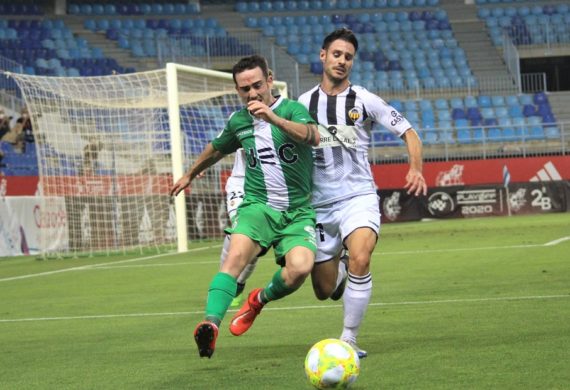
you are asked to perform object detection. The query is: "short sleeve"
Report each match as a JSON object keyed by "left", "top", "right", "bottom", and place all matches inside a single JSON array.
[
  {"left": 287, "top": 100, "right": 317, "bottom": 125},
  {"left": 211, "top": 123, "right": 240, "bottom": 155},
  {"left": 363, "top": 90, "right": 411, "bottom": 137}
]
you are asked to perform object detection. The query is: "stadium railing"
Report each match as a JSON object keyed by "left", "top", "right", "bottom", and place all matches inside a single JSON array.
[{"left": 369, "top": 121, "right": 569, "bottom": 164}]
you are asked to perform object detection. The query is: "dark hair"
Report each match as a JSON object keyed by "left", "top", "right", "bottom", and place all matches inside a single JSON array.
[
  {"left": 232, "top": 55, "right": 270, "bottom": 84},
  {"left": 321, "top": 28, "right": 359, "bottom": 52}
]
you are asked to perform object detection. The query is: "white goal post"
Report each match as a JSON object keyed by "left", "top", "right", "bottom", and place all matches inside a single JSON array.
[{"left": 7, "top": 63, "right": 288, "bottom": 257}]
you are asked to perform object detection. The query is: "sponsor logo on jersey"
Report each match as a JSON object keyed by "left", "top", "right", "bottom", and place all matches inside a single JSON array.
[
  {"left": 246, "top": 144, "right": 299, "bottom": 168},
  {"left": 315, "top": 124, "right": 357, "bottom": 149},
  {"left": 236, "top": 128, "right": 254, "bottom": 140},
  {"left": 390, "top": 110, "right": 404, "bottom": 127}
]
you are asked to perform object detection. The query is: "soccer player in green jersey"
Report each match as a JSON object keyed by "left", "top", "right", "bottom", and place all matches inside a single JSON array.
[{"left": 170, "top": 55, "right": 319, "bottom": 358}]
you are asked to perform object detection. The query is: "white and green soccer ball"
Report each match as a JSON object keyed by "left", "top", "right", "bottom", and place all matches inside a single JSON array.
[{"left": 304, "top": 338, "right": 360, "bottom": 389}]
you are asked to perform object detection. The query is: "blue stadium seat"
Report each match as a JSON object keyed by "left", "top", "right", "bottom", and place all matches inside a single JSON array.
[
  {"left": 488, "top": 127, "right": 502, "bottom": 142},
  {"left": 491, "top": 96, "right": 505, "bottom": 106},
  {"left": 544, "top": 126, "right": 560, "bottom": 139},
  {"left": 502, "top": 127, "right": 516, "bottom": 141},
  {"left": 419, "top": 99, "right": 432, "bottom": 111},
  {"left": 389, "top": 99, "right": 403, "bottom": 112},
  {"left": 423, "top": 131, "right": 438, "bottom": 144},
  {"left": 528, "top": 126, "right": 545, "bottom": 140},
  {"left": 437, "top": 109, "right": 451, "bottom": 122},
  {"left": 456, "top": 128, "right": 471, "bottom": 144},
  {"left": 464, "top": 96, "right": 477, "bottom": 108},
  {"left": 508, "top": 105, "right": 523, "bottom": 118},
  {"left": 452, "top": 108, "right": 466, "bottom": 120}
]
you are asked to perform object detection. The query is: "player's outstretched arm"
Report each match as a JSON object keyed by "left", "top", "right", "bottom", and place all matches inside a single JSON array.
[
  {"left": 170, "top": 143, "right": 225, "bottom": 197},
  {"left": 247, "top": 100, "right": 319, "bottom": 146},
  {"left": 402, "top": 128, "right": 428, "bottom": 197}
]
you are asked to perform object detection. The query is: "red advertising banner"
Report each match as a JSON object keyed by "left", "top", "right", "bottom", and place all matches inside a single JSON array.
[
  {"left": 0, "top": 174, "right": 174, "bottom": 196},
  {"left": 372, "top": 156, "right": 570, "bottom": 189},
  {"left": 2, "top": 156, "right": 569, "bottom": 196}
]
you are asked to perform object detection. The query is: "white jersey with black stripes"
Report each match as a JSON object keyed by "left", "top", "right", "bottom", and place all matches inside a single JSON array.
[{"left": 298, "top": 84, "right": 412, "bottom": 207}]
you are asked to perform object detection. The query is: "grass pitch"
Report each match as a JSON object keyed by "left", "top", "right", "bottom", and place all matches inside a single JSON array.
[{"left": 1, "top": 213, "right": 569, "bottom": 389}]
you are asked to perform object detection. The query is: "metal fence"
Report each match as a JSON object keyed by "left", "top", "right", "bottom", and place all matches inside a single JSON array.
[
  {"left": 502, "top": 29, "right": 522, "bottom": 93},
  {"left": 156, "top": 31, "right": 305, "bottom": 97},
  {"left": 342, "top": 73, "right": 524, "bottom": 102},
  {"left": 156, "top": 35, "right": 543, "bottom": 99},
  {"left": 521, "top": 72, "right": 548, "bottom": 94},
  {"left": 506, "top": 22, "right": 570, "bottom": 51},
  {"left": 369, "top": 121, "right": 569, "bottom": 164}
]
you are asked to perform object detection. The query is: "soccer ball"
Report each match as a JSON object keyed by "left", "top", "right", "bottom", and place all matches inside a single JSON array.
[{"left": 304, "top": 338, "right": 360, "bottom": 389}]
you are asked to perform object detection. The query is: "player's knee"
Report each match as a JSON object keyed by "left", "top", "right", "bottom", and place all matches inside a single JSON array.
[
  {"left": 348, "top": 252, "right": 370, "bottom": 275},
  {"left": 289, "top": 263, "right": 312, "bottom": 282}
]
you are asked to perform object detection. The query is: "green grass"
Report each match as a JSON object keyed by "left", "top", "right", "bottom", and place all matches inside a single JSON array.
[{"left": 1, "top": 214, "right": 569, "bottom": 389}]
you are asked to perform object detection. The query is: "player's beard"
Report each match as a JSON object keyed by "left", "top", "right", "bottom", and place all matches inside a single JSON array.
[{"left": 326, "top": 67, "right": 349, "bottom": 86}]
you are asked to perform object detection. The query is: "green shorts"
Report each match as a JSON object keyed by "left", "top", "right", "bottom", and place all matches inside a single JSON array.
[{"left": 226, "top": 200, "right": 317, "bottom": 263}]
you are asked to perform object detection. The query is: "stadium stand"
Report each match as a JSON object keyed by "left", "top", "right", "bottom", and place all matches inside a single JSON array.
[
  {"left": 0, "top": 18, "right": 133, "bottom": 76},
  {"left": 83, "top": 17, "right": 254, "bottom": 58},
  {"left": 477, "top": 3, "right": 570, "bottom": 47},
  {"left": 244, "top": 8, "right": 477, "bottom": 93},
  {"left": 0, "top": 0, "right": 569, "bottom": 173},
  {"left": 68, "top": 1, "right": 201, "bottom": 16},
  {"left": 235, "top": 0, "right": 440, "bottom": 13}
]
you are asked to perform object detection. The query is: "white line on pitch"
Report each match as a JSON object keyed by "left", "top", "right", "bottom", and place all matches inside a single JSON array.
[
  {"left": 375, "top": 236, "right": 569, "bottom": 256},
  {"left": 2, "top": 236, "right": 566, "bottom": 278},
  {"left": 93, "top": 261, "right": 219, "bottom": 269},
  {"left": 55, "top": 237, "right": 570, "bottom": 270},
  {"left": 0, "top": 294, "right": 567, "bottom": 323},
  {"left": 0, "top": 245, "right": 221, "bottom": 283},
  {"left": 544, "top": 236, "right": 570, "bottom": 246}
]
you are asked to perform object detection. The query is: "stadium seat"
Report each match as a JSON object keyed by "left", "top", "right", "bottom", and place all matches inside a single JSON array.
[
  {"left": 456, "top": 128, "right": 472, "bottom": 144},
  {"left": 423, "top": 131, "right": 438, "bottom": 144},
  {"left": 529, "top": 126, "right": 545, "bottom": 140},
  {"left": 544, "top": 126, "right": 560, "bottom": 139}
]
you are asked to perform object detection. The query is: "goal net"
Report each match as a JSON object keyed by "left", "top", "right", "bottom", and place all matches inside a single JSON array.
[{"left": 7, "top": 64, "right": 288, "bottom": 257}]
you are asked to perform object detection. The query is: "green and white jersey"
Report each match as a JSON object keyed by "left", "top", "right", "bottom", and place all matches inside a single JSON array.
[{"left": 212, "top": 96, "right": 316, "bottom": 211}]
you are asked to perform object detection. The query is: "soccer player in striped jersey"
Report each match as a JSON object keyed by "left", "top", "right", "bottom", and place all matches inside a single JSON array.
[
  {"left": 170, "top": 55, "right": 320, "bottom": 358},
  {"left": 298, "top": 28, "right": 428, "bottom": 358}
]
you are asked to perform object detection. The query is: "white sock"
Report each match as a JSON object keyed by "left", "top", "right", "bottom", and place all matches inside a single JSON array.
[
  {"left": 220, "top": 234, "right": 258, "bottom": 286},
  {"left": 219, "top": 235, "right": 231, "bottom": 268},
  {"left": 341, "top": 272, "right": 372, "bottom": 343},
  {"left": 238, "top": 257, "right": 258, "bottom": 284}
]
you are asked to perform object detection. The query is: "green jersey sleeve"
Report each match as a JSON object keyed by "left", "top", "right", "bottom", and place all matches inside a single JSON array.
[
  {"left": 211, "top": 114, "right": 242, "bottom": 155},
  {"left": 285, "top": 100, "right": 315, "bottom": 125}
]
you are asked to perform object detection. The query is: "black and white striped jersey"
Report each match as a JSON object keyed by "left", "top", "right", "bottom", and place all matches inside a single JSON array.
[{"left": 298, "top": 84, "right": 411, "bottom": 207}]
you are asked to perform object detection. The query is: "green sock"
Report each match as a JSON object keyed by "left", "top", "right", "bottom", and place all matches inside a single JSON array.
[
  {"left": 261, "top": 268, "right": 298, "bottom": 303},
  {"left": 205, "top": 272, "right": 237, "bottom": 325}
]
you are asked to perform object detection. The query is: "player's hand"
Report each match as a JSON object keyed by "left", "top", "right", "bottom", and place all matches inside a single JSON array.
[
  {"left": 404, "top": 168, "right": 427, "bottom": 196},
  {"left": 247, "top": 100, "right": 274, "bottom": 122},
  {"left": 170, "top": 174, "right": 192, "bottom": 197}
]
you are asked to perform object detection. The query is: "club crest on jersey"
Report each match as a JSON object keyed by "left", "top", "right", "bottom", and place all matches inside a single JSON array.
[{"left": 348, "top": 107, "right": 362, "bottom": 122}]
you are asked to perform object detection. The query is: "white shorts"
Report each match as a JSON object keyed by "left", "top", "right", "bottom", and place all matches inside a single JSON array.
[{"left": 314, "top": 193, "right": 381, "bottom": 263}]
